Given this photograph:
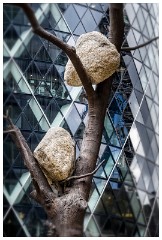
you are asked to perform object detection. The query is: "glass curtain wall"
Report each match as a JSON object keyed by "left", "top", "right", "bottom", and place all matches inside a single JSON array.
[{"left": 3, "top": 3, "right": 158, "bottom": 237}]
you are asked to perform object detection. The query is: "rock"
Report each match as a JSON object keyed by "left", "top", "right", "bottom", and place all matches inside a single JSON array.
[
  {"left": 64, "top": 31, "right": 120, "bottom": 86},
  {"left": 33, "top": 127, "right": 75, "bottom": 182}
]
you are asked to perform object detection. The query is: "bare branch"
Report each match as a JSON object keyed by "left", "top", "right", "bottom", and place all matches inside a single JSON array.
[
  {"left": 3, "top": 115, "right": 54, "bottom": 197},
  {"left": 121, "top": 36, "right": 159, "bottom": 51},
  {"left": 62, "top": 159, "right": 106, "bottom": 182},
  {"left": 11, "top": 3, "right": 95, "bottom": 101}
]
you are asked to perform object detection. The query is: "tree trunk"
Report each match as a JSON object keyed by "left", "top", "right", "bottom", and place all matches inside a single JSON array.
[{"left": 44, "top": 81, "right": 113, "bottom": 236}]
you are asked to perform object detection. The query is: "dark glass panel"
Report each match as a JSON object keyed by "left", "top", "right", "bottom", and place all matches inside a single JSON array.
[
  {"left": 3, "top": 209, "right": 22, "bottom": 236},
  {"left": 41, "top": 11, "right": 57, "bottom": 30},
  {"left": 22, "top": 102, "right": 39, "bottom": 129},
  {"left": 24, "top": 208, "right": 47, "bottom": 236},
  {"left": 23, "top": 35, "right": 43, "bottom": 59},
  {"left": 4, "top": 170, "right": 19, "bottom": 195},
  {"left": 4, "top": 94, "right": 23, "bottom": 124},
  {"left": 124, "top": 222, "right": 137, "bottom": 236},
  {"left": 54, "top": 51, "right": 68, "bottom": 66},
  {"left": 4, "top": 25, "right": 20, "bottom": 49},
  {"left": 3, "top": 133, "right": 20, "bottom": 169},
  {"left": 35, "top": 46, "right": 52, "bottom": 63},
  {"left": 3, "top": 11, "right": 11, "bottom": 33},
  {"left": 3, "top": 195, "right": 9, "bottom": 217},
  {"left": 14, "top": 25, "right": 30, "bottom": 37},
  {"left": 4, "top": 4, "right": 20, "bottom": 21},
  {"left": 27, "top": 132, "right": 40, "bottom": 152}
]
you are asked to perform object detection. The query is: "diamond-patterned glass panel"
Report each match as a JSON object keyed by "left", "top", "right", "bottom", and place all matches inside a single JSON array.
[{"left": 3, "top": 3, "right": 159, "bottom": 237}]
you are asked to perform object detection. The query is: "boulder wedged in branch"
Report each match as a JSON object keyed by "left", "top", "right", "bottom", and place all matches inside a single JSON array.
[
  {"left": 64, "top": 31, "right": 120, "bottom": 86},
  {"left": 33, "top": 127, "right": 75, "bottom": 182}
]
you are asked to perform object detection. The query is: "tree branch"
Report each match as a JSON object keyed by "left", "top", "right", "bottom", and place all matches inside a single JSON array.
[
  {"left": 62, "top": 159, "right": 106, "bottom": 182},
  {"left": 3, "top": 115, "right": 54, "bottom": 198},
  {"left": 121, "top": 36, "right": 159, "bottom": 51},
  {"left": 11, "top": 3, "right": 95, "bottom": 101}
]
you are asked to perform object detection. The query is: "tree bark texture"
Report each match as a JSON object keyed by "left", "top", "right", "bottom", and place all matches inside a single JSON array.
[{"left": 5, "top": 3, "right": 124, "bottom": 237}]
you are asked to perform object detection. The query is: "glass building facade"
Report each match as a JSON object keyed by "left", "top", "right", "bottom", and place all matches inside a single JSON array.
[{"left": 3, "top": 3, "right": 159, "bottom": 237}]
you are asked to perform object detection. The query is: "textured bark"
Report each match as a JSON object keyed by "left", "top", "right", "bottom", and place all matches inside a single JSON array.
[{"left": 5, "top": 3, "right": 124, "bottom": 237}]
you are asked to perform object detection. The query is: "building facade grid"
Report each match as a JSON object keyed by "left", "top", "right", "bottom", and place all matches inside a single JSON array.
[{"left": 3, "top": 3, "right": 159, "bottom": 237}]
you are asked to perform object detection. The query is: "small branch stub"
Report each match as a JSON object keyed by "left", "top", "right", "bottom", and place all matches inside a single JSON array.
[{"left": 61, "top": 159, "right": 106, "bottom": 183}]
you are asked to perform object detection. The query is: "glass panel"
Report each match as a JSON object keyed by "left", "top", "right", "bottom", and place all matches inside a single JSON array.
[
  {"left": 129, "top": 123, "right": 140, "bottom": 151},
  {"left": 124, "top": 222, "right": 136, "bottom": 236},
  {"left": 109, "top": 146, "right": 121, "bottom": 162},
  {"left": 74, "top": 4, "right": 87, "bottom": 19},
  {"left": 3, "top": 209, "right": 22, "bottom": 237},
  {"left": 146, "top": 15, "right": 154, "bottom": 38},
  {"left": 90, "top": 10, "right": 103, "bottom": 24},
  {"left": 64, "top": 5, "right": 80, "bottom": 32},
  {"left": 127, "top": 60, "right": 143, "bottom": 93},
  {"left": 23, "top": 208, "right": 46, "bottom": 236},
  {"left": 140, "top": 97, "right": 154, "bottom": 129},
  {"left": 128, "top": 90, "right": 139, "bottom": 118},
  {"left": 150, "top": 105, "right": 158, "bottom": 129},
  {"left": 137, "top": 189, "right": 147, "bottom": 206},
  {"left": 152, "top": 168, "right": 158, "bottom": 190},
  {"left": 85, "top": 216, "right": 100, "bottom": 237},
  {"left": 57, "top": 3, "right": 70, "bottom": 13},
  {"left": 89, "top": 3, "right": 103, "bottom": 11},
  {"left": 88, "top": 181, "right": 100, "bottom": 212},
  {"left": 65, "top": 104, "right": 81, "bottom": 135},
  {"left": 137, "top": 174, "right": 146, "bottom": 191},
  {"left": 138, "top": 225, "right": 146, "bottom": 237},
  {"left": 104, "top": 115, "right": 114, "bottom": 138},
  {"left": 127, "top": 29, "right": 137, "bottom": 48},
  {"left": 137, "top": 8, "right": 145, "bottom": 31},
  {"left": 130, "top": 191, "right": 141, "bottom": 218},
  {"left": 104, "top": 155, "right": 114, "bottom": 177},
  {"left": 139, "top": 67, "right": 148, "bottom": 91},
  {"left": 74, "top": 22, "right": 86, "bottom": 35},
  {"left": 125, "top": 4, "right": 136, "bottom": 24},
  {"left": 93, "top": 178, "right": 106, "bottom": 194},
  {"left": 55, "top": 17, "right": 70, "bottom": 32},
  {"left": 130, "top": 160, "right": 141, "bottom": 183},
  {"left": 134, "top": 59, "right": 142, "bottom": 73},
  {"left": 81, "top": 9, "right": 97, "bottom": 32},
  {"left": 4, "top": 25, "right": 20, "bottom": 49}
]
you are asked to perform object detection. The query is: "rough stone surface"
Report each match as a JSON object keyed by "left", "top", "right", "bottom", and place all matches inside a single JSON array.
[
  {"left": 64, "top": 31, "right": 120, "bottom": 86},
  {"left": 33, "top": 127, "right": 75, "bottom": 182}
]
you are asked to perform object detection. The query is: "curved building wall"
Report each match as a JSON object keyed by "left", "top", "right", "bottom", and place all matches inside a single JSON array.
[{"left": 3, "top": 3, "right": 158, "bottom": 237}]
